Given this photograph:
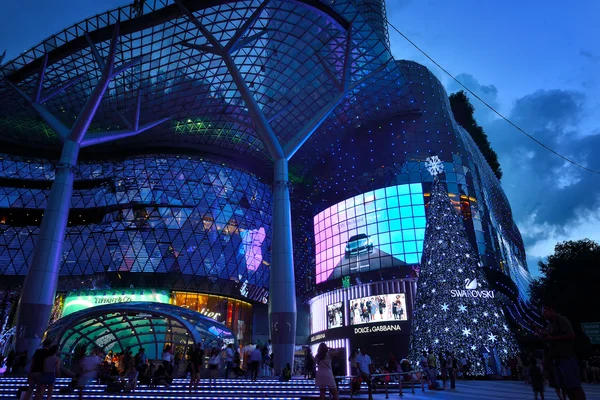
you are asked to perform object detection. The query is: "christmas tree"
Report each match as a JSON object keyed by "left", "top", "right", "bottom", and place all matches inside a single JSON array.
[{"left": 409, "top": 156, "right": 518, "bottom": 376}]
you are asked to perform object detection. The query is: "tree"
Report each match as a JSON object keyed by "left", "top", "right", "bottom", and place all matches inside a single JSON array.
[
  {"left": 530, "top": 239, "right": 600, "bottom": 330},
  {"left": 409, "top": 157, "right": 518, "bottom": 376},
  {"left": 449, "top": 91, "right": 502, "bottom": 180}
]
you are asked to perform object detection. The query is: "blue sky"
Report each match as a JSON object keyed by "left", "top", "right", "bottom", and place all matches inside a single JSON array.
[{"left": 1, "top": 0, "right": 599, "bottom": 276}]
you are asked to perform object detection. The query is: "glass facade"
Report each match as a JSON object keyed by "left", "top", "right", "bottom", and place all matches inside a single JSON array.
[
  {"left": 297, "top": 60, "right": 533, "bottom": 325},
  {"left": 0, "top": 154, "right": 272, "bottom": 302}
]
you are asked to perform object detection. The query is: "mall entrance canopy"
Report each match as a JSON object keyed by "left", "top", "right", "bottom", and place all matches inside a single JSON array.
[{"left": 44, "top": 302, "right": 235, "bottom": 360}]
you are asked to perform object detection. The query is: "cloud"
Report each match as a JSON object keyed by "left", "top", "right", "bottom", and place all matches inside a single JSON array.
[
  {"left": 446, "top": 73, "right": 499, "bottom": 123},
  {"left": 450, "top": 78, "right": 600, "bottom": 274},
  {"left": 580, "top": 50, "right": 600, "bottom": 62}
]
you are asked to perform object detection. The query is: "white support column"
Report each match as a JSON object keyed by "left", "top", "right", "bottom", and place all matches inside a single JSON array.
[
  {"left": 15, "top": 140, "right": 79, "bottom": 356},
  {"left": 11, "top": 22, "right": 168, "bottom": 358},
  {"left": 269, "top": 157, "right": 296, "bottom": 374}
]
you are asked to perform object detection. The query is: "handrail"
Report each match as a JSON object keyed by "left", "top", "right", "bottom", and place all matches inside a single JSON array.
[{"left": 332, "top": 371, "right": 425, "bottom": 398}]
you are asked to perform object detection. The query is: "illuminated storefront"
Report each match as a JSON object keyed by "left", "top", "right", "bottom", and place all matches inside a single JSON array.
[
  {"left": 171, "top": 292, "right": 253, "bottom": 344},
  {"left": 308, "top": 278, "right": 416, "bottom": 374},
  {"left": 53, "top": 289, "right": 253, "bottom": 344}
]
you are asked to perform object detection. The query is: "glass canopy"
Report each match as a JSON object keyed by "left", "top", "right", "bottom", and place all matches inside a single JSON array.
[
  {"left": 0, "top": 0, "right": 417, "bottom": 171},
  {"left": 44, "top": 302, "right": 236, "bottom": 360}
]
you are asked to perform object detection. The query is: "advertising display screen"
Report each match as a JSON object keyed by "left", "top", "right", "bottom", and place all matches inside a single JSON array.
[
  {"left": 314, "top": 184, "right": 426, "bottom": 283},
  {"left": 349, "top": 293, "right": 408, "bottom": 326},
  {"left": 327, "top": 302, "right": 344, "bottom": 329},
  {"left": 61, "top": 289, "right": 170, "bottom": 317}
]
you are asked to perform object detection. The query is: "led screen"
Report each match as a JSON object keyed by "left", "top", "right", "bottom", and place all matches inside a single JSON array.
[
  {"left": 349, "top": 293, "right": 408, "bottom": 326},
  {"left": 314, "top": 184, "right": 426, "bottom": 283},
  {"left": 327, "top": 302, "right": 344, "bottom": 329}
]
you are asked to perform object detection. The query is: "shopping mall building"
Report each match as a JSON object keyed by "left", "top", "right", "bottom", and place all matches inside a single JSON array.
[{"left": 0, "top": 0, "right": 535, "bottom": 371}]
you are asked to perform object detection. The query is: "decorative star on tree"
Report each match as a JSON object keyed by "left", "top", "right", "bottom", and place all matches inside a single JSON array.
[{"left": 409, "top": 175, "right": 519, "bottom": 376}]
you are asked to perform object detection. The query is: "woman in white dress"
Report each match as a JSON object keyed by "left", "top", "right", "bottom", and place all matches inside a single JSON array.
[{"left": 314, "top": 343, "right": 339, "bottom": 400}]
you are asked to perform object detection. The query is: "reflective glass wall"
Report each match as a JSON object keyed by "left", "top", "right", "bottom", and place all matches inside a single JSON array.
[{"left": 0, "top": 154, "right": 272, "bottom": 302}]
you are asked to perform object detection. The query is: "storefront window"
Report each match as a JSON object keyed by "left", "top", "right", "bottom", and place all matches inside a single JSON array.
[{"left": 171, "top": 292, "right": 252, "bottom": 344}]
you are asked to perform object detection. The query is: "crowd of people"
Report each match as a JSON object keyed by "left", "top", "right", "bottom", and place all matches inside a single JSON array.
[
  {"left": 18, "top": 339, "right": 102, "bottom": 400},
  {"left": 3, "top": 301, "right": 598, "bottom": 400}
]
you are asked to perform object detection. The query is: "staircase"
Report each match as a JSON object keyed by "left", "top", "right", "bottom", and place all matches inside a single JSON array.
[{"left": 0, "top": 377, "right": 325, "bottom": 399}]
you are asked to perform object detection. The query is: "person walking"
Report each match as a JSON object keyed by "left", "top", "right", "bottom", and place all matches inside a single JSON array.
[
  {"left": 76, "top": 348, "right": 103, "bottom": 400},
  {"left": 189, "top": 343, "right": 204, "bottom": 393},
  {"left": 207, "top": 348, "right": 220, "bottom": 385},
  {"left": 529, "top": 356, "right": 545, "bottom": 400},
  {"left": 224, "top": 344, "right": 234, "bottom": 379},
  {"left": 25, "top": 338, "right": 53, "bottom": 400},
  {"left": 356, "top": 348, "right": 374, "bottom": 400},
  {"left": 314, "top": 343, "right": 339, "bottom": 400},
  {"left": 38, "top": 345, "right": 61, "bottom": 400},
  {"left": 304, "top": 348, "right": 315, "bottom": 379},
  {"left": 438, "top": 352, "right": 447, "bottom": 389},
  {"left": 134, "top": 348, "right": 147, "bottom": 370},
  {"left": 249, "top": 345, "right": 261, "bottom": 382},
  {"left": 420, "top": 351, "right": 438, "bottom": 389},
  {"left": 445, "top": 351, "right": 456, "bottom": 390},
  {"left": 162, "top": 345, "right": 174, "bottom": 369},
  {"left": 348, "top": 350, "right": 358, "bottom": 376},
  {"left": 427, "top": 350, "right": 438, "bottom": 385},
  {"left": 536, "top": 304, "right": 587, "bottom": 400}
]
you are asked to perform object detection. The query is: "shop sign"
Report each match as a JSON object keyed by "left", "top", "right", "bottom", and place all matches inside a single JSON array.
[
  {"left": 581, "top": 322, "right": 600, "bottom": 344},
  {"left": 61, "top": 289, "right": 170, "bottom": 317},
  {"left": 449, "top": 278, "right": 495, "bottom": 299},
  {"left": 354, "top": 324, "right": 402, "bottom": 335},
  {"left": 199, "top": 308, "right": 222, "bottom": 320},
  {"left": 310, "top": 333, "right": 326, "bottom": 343}
]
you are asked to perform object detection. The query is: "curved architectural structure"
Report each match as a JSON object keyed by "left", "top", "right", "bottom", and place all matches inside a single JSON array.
[
  {"left": 44, "top": 302, "right": 235, "bottom": 359},
  {"left": 0, "top": 0, "right": 418, "bottom": 368},
  {"left": 0, "top": 154, "right": 272, "bottom": 298},
  {"left": 0, "top": 0, "right": 532, "bottom": 372},
  {"left": 301, "top": 61, "right": 535, "bottom": 370}
]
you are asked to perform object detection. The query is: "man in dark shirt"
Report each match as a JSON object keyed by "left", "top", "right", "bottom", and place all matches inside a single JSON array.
[
  {"left": 25, "top": 338, "right": 52, "bottom": 400},
  {"left": 541, "top": 304, "right": 587, "bottom": 400}
]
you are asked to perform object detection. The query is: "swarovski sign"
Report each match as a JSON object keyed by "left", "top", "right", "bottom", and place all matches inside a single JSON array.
[{"left": 449, "top": 278, "right": 495, "bottom": 299}]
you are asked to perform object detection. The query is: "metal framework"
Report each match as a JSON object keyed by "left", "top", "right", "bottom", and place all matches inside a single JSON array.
[
  {"left": 44, "top": 302, "right": 235, "bottom": 358},
  {"left": 0, "top": 0, "right": 418, "bottom": 371}
]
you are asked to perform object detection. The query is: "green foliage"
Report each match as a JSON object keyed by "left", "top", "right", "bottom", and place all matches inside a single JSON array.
[
  {"left": 449, "top": 91, "right": 503, "bottom": 180},
  {"left": 530, "top": 239, "right": 600, "bottom": 329}
]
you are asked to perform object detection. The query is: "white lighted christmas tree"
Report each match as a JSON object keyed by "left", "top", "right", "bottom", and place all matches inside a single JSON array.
[{"left": 409, "top": 156, "right": 518, "bottom": 376}]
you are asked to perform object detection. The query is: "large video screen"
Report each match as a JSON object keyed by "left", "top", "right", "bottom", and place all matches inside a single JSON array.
[
  {"left": 349, "top": 294, "right": 408, "bottom": 326},
  {"left": 327, "top": 302, "right": 344, "bottom": 329},
  {"left": 314, "top": 184, "right": 426, "bottom": 284}
]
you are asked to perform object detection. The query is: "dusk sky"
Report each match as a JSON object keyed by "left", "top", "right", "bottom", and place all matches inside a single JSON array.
[{"left": 1, "top": 0, "right": 599, "bottom": 276}]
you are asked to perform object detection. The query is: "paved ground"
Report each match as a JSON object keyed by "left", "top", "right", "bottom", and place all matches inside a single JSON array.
[{"left": 352, "top": 380, "right": 600, "bottom": 399}]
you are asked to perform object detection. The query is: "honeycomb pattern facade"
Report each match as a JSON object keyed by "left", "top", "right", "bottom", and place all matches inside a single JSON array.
[{"left": 0, "top": 154, "right": 272, "bottom": 301}]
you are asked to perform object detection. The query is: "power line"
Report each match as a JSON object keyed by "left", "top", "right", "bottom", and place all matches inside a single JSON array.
[{"left": 379, "top": 9, "right": 600, "bottom": 175}]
